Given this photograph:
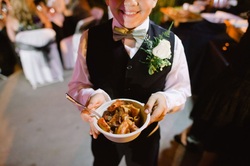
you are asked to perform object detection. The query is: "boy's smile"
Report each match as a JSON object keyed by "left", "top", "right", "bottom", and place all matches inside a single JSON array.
[{"left": 106, "top": 0, "right": 157, "bottom": 29}]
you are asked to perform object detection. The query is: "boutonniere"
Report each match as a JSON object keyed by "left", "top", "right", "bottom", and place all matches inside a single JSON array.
[{"left": 141, "top": 22, "right": 173, "bottom": 75}]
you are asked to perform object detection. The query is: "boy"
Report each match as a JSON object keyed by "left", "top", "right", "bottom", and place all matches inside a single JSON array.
[{"left": 67, "top": 0, "right": 191, "bottom": 165}]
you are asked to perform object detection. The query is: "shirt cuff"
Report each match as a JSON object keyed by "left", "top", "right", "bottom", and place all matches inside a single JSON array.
[
  {"left": 92, "top": 88, "right": 111, "bottom": 102},
  {"left": 156, "top": 91, "right": 185, "bottom": 111}
]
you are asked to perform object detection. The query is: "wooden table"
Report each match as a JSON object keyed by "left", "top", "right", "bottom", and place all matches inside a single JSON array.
[{"left": 160, "top": 7, "right": 203, "bottom": 27}]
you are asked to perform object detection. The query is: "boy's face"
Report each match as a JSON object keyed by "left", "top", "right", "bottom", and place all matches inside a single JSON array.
[{"left": 106, "top": 0, "right": 157, "bottom": 29}]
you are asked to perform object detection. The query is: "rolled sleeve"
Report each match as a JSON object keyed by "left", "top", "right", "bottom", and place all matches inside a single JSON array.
[{"left": 67, "top": 30, "right": 107, "bottom": 110}]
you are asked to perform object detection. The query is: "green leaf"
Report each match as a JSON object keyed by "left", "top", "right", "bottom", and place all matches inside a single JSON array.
[{"left": 163, "top": 21, "right": 174, "bottom": 38}]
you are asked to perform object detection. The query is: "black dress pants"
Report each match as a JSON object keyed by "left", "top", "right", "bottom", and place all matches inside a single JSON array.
[{"left": 91, "top": 128, "right": 160, "bottom": 166}]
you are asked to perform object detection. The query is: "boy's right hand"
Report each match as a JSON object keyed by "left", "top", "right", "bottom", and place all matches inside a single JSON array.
[
  {"left": 80, "top": 93, "right": 108, "bottom": 139},
  {"left": 80, "top": 109, "right": 100, "bottom": 139}
]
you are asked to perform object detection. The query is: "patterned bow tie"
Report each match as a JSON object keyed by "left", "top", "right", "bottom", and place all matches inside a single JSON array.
[{"left": 113, "top": 26, "right": 146, "bottom": 43}]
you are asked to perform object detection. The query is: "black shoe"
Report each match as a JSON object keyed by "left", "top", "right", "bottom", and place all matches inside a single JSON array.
[
  {"left": 174, "top": 134, "right": 203, "bottom": 152},
  {"left": 174, "top": 134, "right": 186, "bottom": 146}
]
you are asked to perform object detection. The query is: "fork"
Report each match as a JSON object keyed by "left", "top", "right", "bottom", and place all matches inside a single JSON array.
[{"left": 65, "top": 93, "right": 102, "bottom": 119}]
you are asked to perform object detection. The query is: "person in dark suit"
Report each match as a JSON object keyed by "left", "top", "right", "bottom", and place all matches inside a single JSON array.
[{"left": 175, "top": 11, "right": 250, "bottom": 166}]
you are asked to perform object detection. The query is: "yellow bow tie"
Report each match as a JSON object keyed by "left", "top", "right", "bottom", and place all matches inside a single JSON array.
[{"left": 113, "top": 26, "right": 146, "bottom": 43}]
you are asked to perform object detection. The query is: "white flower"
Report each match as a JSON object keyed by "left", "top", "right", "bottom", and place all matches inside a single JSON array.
[
  {"left": 140, "top": 22, "right": 174, "bottom": 75},
  {"left": 152, "top": 39, "right": 171, "bottom": 59}
]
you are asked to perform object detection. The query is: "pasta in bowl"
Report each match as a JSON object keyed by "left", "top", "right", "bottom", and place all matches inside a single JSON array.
[{"left": 93, "top": 98, "right": 150, "bottom": 143}]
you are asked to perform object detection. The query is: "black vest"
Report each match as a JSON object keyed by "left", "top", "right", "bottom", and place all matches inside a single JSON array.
[{"left": 87, "top": 19, "right": 175, "bottom": 104}]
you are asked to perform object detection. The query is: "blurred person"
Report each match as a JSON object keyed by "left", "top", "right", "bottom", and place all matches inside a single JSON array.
[
  {"left": 0, "top": 0, "right": 18, "bottom": 76},
  {"left": 174, "top": 11, "right": 250, "bottom": 166},
  {"left": 86, "top": 0, "right": 109, "bottom": 23},
  {"left": 45, "top": 0, "right": 104, "bottom": 65},
  {"left": 47, "top": 0, "right": 105, "bottom": 38},
  {"left": 6, "top": 0, "right": 52, "bottom": 42},
  {"left": 46, "top": 0, "right": 70, "bottom": 28},
  {"left": 67, "top": 0, "right": 191, "bottom": 165},
  {"left": 62, "top": 0, "right": 103, "bottom": 37}
]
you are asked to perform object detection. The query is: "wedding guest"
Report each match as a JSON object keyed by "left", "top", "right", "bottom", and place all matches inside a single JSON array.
[
  {"left": 175, "top": 11, "right": 250, "bottom": 166},
  {"left": 67, "top": 0, "right": 191, "bottom": 165},
  {"left": 86, "top": 0, "right": 109, "bottom": 23},
  {"left": 6, "top": 0, "right": 52, "bottom": 43},
  {"left": 47, "top": 0, "right": 105, "bottom": 39},
  {"left": 45, "top": 0, "right": 104, "bottom": 65},
  {"left": 63, "top": 0, "right": 104, "bottom": 37},
  {"left": 0, "top": 0, "right": 17, "bottom": 76}
]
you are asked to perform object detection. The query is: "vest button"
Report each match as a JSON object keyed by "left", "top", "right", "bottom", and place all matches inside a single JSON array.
[{"left": 127, "top": 65, "right": 132, "bottom": 70}]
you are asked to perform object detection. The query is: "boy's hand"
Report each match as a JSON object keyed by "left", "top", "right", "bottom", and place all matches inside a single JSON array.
[
  {"left": 80, "top": 92, "right": 107, "bottom": 139},
  {"left": 80, "top": 111, "right": 100, "bottom": 139},
  {"left": 145, "top": 93, "right": 169, "bottom": 124},
  {"left": 86, "top": 93, "right": 107, "bottom": 110}
]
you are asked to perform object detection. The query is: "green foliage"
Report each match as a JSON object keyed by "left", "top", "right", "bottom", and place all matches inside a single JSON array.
[{"left": 150, "top": 0, "right": 176, "bottom": 24}]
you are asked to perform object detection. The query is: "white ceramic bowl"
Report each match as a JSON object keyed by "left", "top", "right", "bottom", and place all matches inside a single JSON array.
[{"left": 93, "top": 98, "right": 150, "bottom": 143}]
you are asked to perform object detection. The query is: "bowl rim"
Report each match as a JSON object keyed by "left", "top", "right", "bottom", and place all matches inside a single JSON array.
[{"left": 93, "top": 98, "right": 150, "bottom": 138}]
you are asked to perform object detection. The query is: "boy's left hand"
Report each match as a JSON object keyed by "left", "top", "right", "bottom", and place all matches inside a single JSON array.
[{"left": 144, "top": 93, "right": 169, "bottom": 124}]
